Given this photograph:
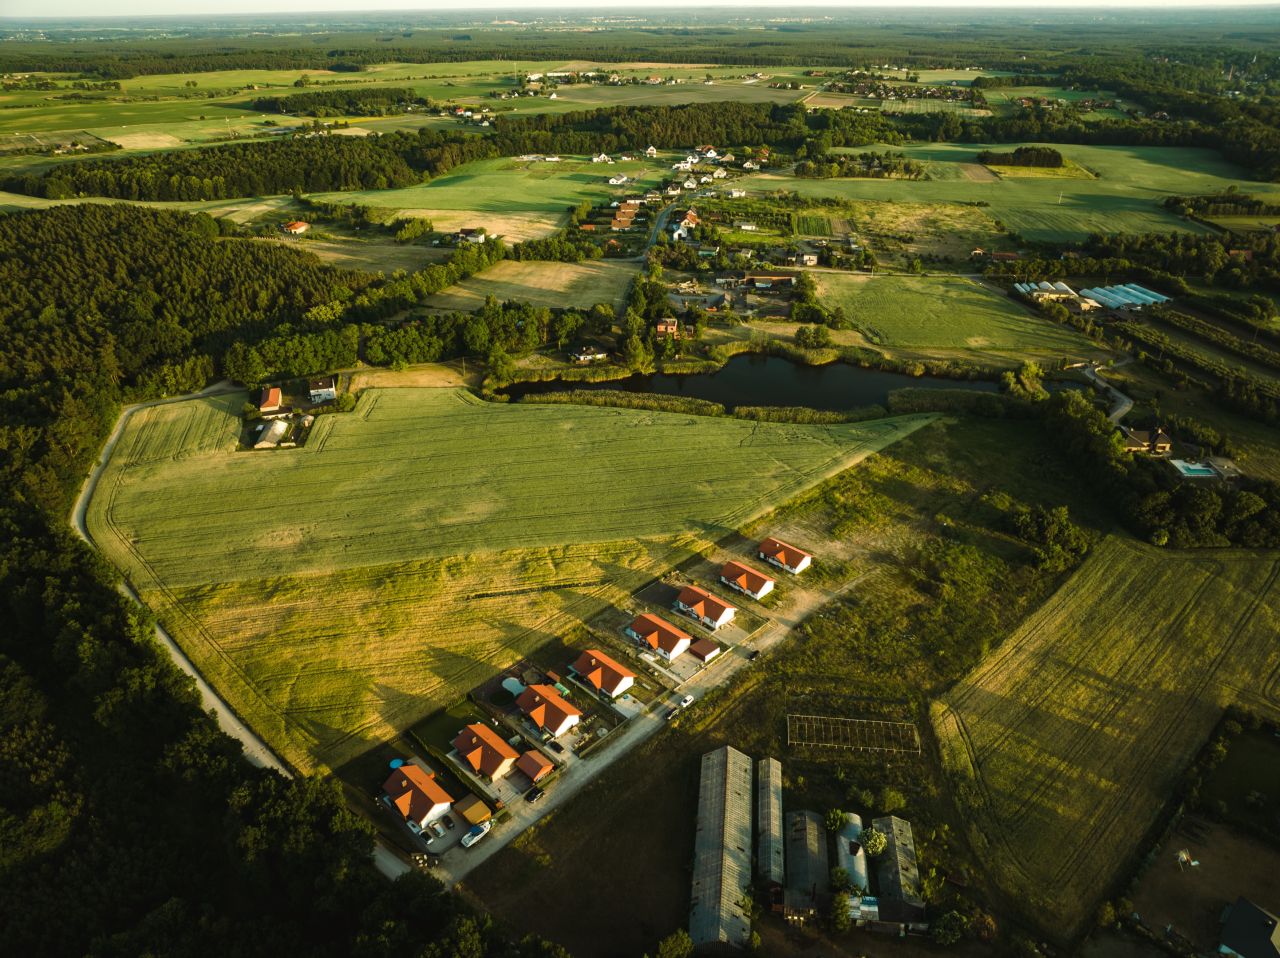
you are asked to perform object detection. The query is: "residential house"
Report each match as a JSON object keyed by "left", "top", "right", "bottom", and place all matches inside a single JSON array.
[
  {"left": 719, "top": 152, "right": 736, "bottom": 164},
  {"left": 452, "top": 723, "right": 518, "bottom": 781},
  {"left": 570, "top": 648, "right": 635, "bottom": 699},
  {"left": 729, "top": 188, "right": 747, "bottom": 198},
  {"left": 608, "top": 174, "right": 629, "bottom": 185},
  {"left": 683, "top": 177, "right": 698, "bottom": 190},
  {"left": 257, "top": 386, "right": 283, "bottom": 414},
  {"left": 383, "top": 763, "right": 453, "bottom": 830},
  {"left": 719, "top": 560, "right": 775, "bottom": 600},
  {"left": 570, "top": 345, "right": 610, "bottom": 363},
  {"left": 697, "top": 145, "right": 717, "bottom": 158},
  {"left": 799, "top": 253, "right": 819, "bottom": 266},
  {"left": 282, "top": 220, "right": 310, "bottom": 235},
  {"left": 699, "top": 175, "right": 713, "bottom": 184},
  {"left": 625, "top": 612, "right": 693, "bottom": 662},
  {"left": 516, "top": 684, "right": 582, "bottom": 739},
  {"left": 645, "top": 145, "right": 658, "bottom": 157},
  {"left": 674, "top": 585, "right": 737, "bottom": 631},
  {"left": 712, "top": 167, "right": 727, "bottom": 179},
  {"left": 678, "top": 210, "right": 700, "bottom": 230},
  {"left": 656, "top": 317, "right": 681, "bottom": 337},
  {"left": 742, "top": 160, "right": 759, "bottom": 171},
  {"left": 591, "top": 153, "right": 611, "bottom": 163},
  {"left": 516, "top": 749, "right": 554, "bottom": 785},
  {"left": 644, "top": 189, "right": 663, "bottom": 202},
  {"left": 456, "top": 227, "right": 487, "bottom": 244},
  {"left": 758, "top": 537, "right": 813, "bottom": 574},
  {"left": 1119, "top": 425, "right": 1173, "bottom": 455},
  {"left": 308, "top": 377, "right": 337, "bottom": 403},
  {"left": 1219, "top": 897, "right": 1280, "bottom": 958}
]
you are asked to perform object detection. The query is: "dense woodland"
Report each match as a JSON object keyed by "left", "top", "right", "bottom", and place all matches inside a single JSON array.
[
  {"left": 975, "top": 146, "right": 1064, "bottom": 168},
  {"left": 252, "top": 87, "right": 428, "bottom": 117}
]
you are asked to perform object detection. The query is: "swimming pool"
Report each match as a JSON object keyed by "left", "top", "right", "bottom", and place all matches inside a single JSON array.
[{"left": 1171, "top": 459, "right": 1217, "bottom": 478}]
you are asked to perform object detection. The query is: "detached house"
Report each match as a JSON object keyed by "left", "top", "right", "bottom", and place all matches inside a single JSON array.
[
  {"left": 645, "top": 145, "right": 658, "bottom": 157},
  {"left": 758, "top": 537, "right": 813, "bottom": 574},
  {"left": 383, "top": 764, "right": 453, "bottom": 831},
  {"left": 257, "top": 386, "right": 283, "bottom": 415},
  {"left": 719, "top": 561, "right": 775, "bottom": 601},
  {"left": 674, "top": 585, "right": 737, "bottom": 631},
  {"left": 1120, "top": 425, "right": 1173, "bottom": 455},
  {"left": 625, "top": 612, "right": 693, "bottom": 662},
  {"left": 282, "top": 220, "right": 309, "bottom": 235},
  {"left": 570, "top": 648, "right": 635, "bottom": 699},
  {"left": 308, "top": 377, "right": 337, "bottom": 403},
  {"left": 452, "top": 723, "right": 518, "bottom": 781},
  {"left": 517, "top": 684, "right": 582, "bottom": 739}
]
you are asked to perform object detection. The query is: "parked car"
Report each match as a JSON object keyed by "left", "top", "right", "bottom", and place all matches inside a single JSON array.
[
  {"left": 547, "top": 741, "right": 565, "bottom": 755},
  {"left": 747, "top": 650, "right": 760, "bottom": 661},
  {"left": 427, "top": 820, "right": 446, "bottom": 839},
  {"left": 461, "top": 821, "right": 492, "bottom": 849},
  {"left": 664, "top": 707, "right": 679, "bottom": 722},
  {"left": 525, "top": 787, "right": 545, "bottom": 804},
  {"left": 443, "top": 815, "right": 456, "bottom": 830},
  {"left": 679, "top": 694, "right": 695, "bottom": 709}
]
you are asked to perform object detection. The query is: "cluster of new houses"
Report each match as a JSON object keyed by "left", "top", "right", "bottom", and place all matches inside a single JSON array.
[{"left": 691, "top": 746, "right": 927, "bottom": 951}]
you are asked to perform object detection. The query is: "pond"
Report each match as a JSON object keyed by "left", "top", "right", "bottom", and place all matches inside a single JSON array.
[{"left": 503, "top": 354, "right": 1002, "bottom": 411}]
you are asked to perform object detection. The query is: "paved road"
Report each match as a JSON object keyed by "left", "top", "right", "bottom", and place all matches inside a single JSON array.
[{"left": 1082, "top": 360, "right": 1135, "bottom": 422}]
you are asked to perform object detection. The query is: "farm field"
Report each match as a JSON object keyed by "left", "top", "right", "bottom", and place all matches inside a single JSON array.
[
  {"left": 933, "top": 536, "right": 1280, "bottom": 937},
  {"left": 86, "top": 387, "right": 931, "bottom": 771},
  {"left": 422, "top": 258, "right": 638, "bottom": 311},
  {"left": 757, "top": 143, "right": 1280, "bottom": 242},
  {"left": 812, "top": 273, "right": 1097, "bottom": 357}
]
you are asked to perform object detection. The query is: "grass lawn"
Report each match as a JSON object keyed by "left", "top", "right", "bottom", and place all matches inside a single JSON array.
[
  {"left": 813, "top": 273, "right": 1096, "bottom": 356},
  {"left": 759, "top": 143, "right": 1280, "bottom": 242},
  {"left": 87, "top": 387, "right": 930, "bottom": 771},
  {"left": 423, "top": 258, "right": 639, "bottom": 311},
  {"left": 934, "top": 536, "right": 1280, "bottom": 937}
]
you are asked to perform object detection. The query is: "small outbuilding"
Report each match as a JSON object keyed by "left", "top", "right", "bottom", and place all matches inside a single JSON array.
[{"left": 516, "top": 749, "right": 554, "bottom": 784}]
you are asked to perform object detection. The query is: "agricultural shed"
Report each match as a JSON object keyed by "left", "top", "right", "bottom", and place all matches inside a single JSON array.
[
  {"left": 835, "top": 813, "right": 869, "bottom": 894},
  {"left": 253, "top": 418, "right": 289, "bottom": 449},
  {"left": 783, "top": 810, "right": 829, "bottom": 921},
  {"left": 689, "top": 746, "right": 754, "bottom": 950},
  {"left": 756, "top": 757, "right": 784, "bottom": 890},
  {"left": 872, "top": 815, "right": 926, "bottom": 923}
]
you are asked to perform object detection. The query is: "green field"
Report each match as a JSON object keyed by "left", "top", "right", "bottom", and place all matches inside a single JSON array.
[
  {"left": 87, "top": 387, "right": 930, "bottom": 770},
  {"left": 423, "top": 258, "right": 638, "bottom": 311},
  {"left": 934, "top": 536, "right": 1280, "bottom": 936},
  {"left": 759, "top": 142, "right": 1280, "bottom": 242},
  {"left": 813, "top": 273, "right": 1096, "bottom": 357}
]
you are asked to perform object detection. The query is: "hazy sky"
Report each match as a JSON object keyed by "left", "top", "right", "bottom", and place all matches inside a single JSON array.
[{"left": 5, "top": 0, "right": 1276, "bottom": 18}]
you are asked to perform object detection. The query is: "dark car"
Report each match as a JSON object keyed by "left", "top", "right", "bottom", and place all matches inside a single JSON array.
[
  {"left": 664, "top": 707, "right": 679, "bottom": 722},
  {"left": 525, "top": 787, "right": 545, "bottom": 804},
  {"left": 443, "top": 815, "right": 456, "bottom": 830},
  {"left": 547, "top": 741, "right": 565, "bottom": 755},
  {"left": 748, "top": 650, "right": 761, "bottom": 661}
]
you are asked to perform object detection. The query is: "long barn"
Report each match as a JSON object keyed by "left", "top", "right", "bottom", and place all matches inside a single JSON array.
[{"left": 689, "top": 746, "right": 754, "bottom": 949}]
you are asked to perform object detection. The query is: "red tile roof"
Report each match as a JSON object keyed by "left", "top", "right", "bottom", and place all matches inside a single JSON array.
[
  {"left": 258, "top": 386, "right": 282, "bottom": 410},
  {"left": 383, "top": 764, "right": 452, "bottom": 821},
  {"left": 517, "top": 684, "right": 582, "bottom": 734},
  {"left": 628, "top": 613, "right": 692, "bottom": 655},
  {"left": 759, "top": 537, "right": 813, "bottom": 569},
  {"left": 676, "top": 585, "right": 736, "bottom": 621},
  {"left": 516, "top": 749, "right": 554, "bottom": 783},
  {"left": 720, "top": 560, "right": 774, "bottom": 595},
  {"left": 571, "top": 648, "right": 635, "bottom": 696},
  {"left": 452, "top": 723, "right": 518, "bottom": 778}
]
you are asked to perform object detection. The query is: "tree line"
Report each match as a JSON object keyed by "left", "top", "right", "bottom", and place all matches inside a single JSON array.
[
  {"left": 252, "top": 86, "right": 428, "bottom": 117},
  {"left": 975, "top": 146, "right": 1064, "bottom": 167}
]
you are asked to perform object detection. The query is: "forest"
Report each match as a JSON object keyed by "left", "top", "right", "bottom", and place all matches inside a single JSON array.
[{"left": 252, "top": 87, "right": 428, "bottom": 117}]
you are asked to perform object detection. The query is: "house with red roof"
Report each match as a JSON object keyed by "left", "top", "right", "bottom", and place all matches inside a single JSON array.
[
  {"left": 282, "top": 220, "right": 309, "bottom": 235},
  {"left": 452, "top": 723, "right": 519, "bottom": 781},
  {"left": 382, "top": 763, "right": 453, "bottom": 830},
  {"left": 516, "top": 749, "right": 555, "bottom": 784},
  {"left": 570, "top": 648, "right": 635, "bottom": 699},
  {"left": 758, "top": 537, "right": 813, "bottom": 574},
  {"left": 625, "top": 612, "right": 693, "bottom": 662},
  {"left": 517, "top": 684, "right": 582, "bottom": 739},
  {"left": 719, "top": 560, "right": 775, "bottom": 601},
  {"left": 257, "top": 386, "right": 283, "bottom": 415},
  {"left": 674, "top": 585, "right": 737, "bottom": 631}
]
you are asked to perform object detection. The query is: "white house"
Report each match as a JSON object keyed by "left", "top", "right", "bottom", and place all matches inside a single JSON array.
[
  {"left": 308, "top": 377, "right": 337, "bottom": 403},
  {"left": 734, "top": 222, "right": 758, "bottom": 232},
  {"left": 742, "top": 160, "right": 759, "bottom": 171},
  {"left": 608, "top": 174, "right": 629, "bottom": 185},
  {"left": 456, "top": 227, "right": 487, "bottom": 244},
  {"left": 729, "top": 188, "right": 747, "bottom": 198},
  {"left": 683, "top": 177, "right": 698, "bottom": 189},
  {"left": 719, "top": 560, "right": 775, "bottom": 601},
  {"left": 758, "top": 537, "right": 813, "bottom": 574},
  {"left": 571, "top": 648, "right": 635, "bottom": 699},
  {"left": 645, "top": 145, "right": 658, "bottom": 157},
  {"left": 712, "top": 167, "right": 727, "bottom": 179},
  {"left": 674, "top": 585, "right": 737, "bottom": 631},
  {"left": 383, "top": 764, "right": 453, "bottom": 831},
  {"left": 591, "top": 153, "right": 611, "bottom": 163},
  {"left": 625, "top": 613, "right": 693, "bottom": 662}
]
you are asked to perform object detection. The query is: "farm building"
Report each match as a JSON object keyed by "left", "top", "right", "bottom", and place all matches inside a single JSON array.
[
  {"left": 872, "top": 815, "right": 927, "bottom": 925},
  {"left": 719, "top": 560, "right": 775, "bottom": 600},
  {"left": 382, "top": 763, "right": 453, "bottom": 829},
  {"left": 452, "top": 723, "right": 519, "bottom": 781},
  {"left": 758, "top": 537, "right": 813, "bottom": 574},
  {"left": 308, "top": 377, "right": 337, "bottom": 403},
  {"left": 1119, "top": 425, "right": 1173, "bottom": 455},
  {"left": 1077, "top": 284, "right": 1170, "bottom": 310},
  {"left": 253, "top": 418, "right": 289, "bottom": 449},
  {"left": 689, "top": 746, "right": 754, "bottom": 950},
  {"left": 454, "top": 793, "right": 493, "bottom": 826},
  {"left": 591, "top": 153, "right": 611, "bottom": 163},
  {"left": 689, "top": 637, "right": 721, "bottom": 663},
  {"left": 281, "top": 220, "right": 309, "bottom": 235},
  {"left": 835, "top": 813, "right": 869, "bottom": 894},
  {"left": 625, "top": 613, "right": 692, "bottom": 661},
  {"left": 569, "top": 648, "right": 635, "bottom": 699},
  {"left": 257, "top": 386, "right": 283, "bottom": 414},
  {"left": 757, "top": 757, "right": 785, "bottom": 891},
  {"left": 674, "top": 585, "right": 737, "bottom": 631},
  {"left": 516, "top": 684, "right": 582, "bottom": 739},
  {"left": 1218, "top": 896, "right": 1280, "bottom": 958},
  {"left": 745, "top": 273, "right": 796, "bottom": 290},
  {"left": 516, "top": 749, "right": 554, "bottom": 784},
  {"left": 783, "top": 810, "right": 830, "bottom": 922},
  {"left": 455, "top": 228, "right": 488, "bottom": 245}
]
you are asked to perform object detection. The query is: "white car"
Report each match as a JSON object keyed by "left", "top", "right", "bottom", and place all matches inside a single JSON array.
[
  {"left": 460, "top": 821, "right": 493, "bottom": 849},
  {"left": 679, "top": 694, "right": 695, "bottom": 709}
]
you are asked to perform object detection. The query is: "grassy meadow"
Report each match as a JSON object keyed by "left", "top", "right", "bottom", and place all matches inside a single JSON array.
[
  {"left": 934, "top": 536, "right": 1280, "bottom": 936},
  {"left": 87, "top": 387, "right": 930, "bottom": 770},
  {"left": 423, "top": 259, "right": 639, "bottom": 311}
]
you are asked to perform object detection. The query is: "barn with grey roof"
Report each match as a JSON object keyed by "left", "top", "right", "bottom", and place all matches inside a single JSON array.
[{"left": 689, "top": 746, "right": 753, "bottom": 949}]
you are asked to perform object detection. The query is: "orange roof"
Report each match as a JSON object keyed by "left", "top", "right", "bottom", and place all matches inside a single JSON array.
[
  {"left": 283, "top": 220, "right": 308, "bottom": 231},
  {"left": 258, "top": 386, "right": 282, "bottom": 410},
  {"left": 454, "top": 793, "right": 492, "bottom": 825},
  {"left": 759, "top": 537, "right": 813, "bottom": 568},
  {"left": 516, "top": 749, "right": 554, "bottom": 783},
  {"left": 676, "top": 585, "right": 736, "bottom": 621},
  {"left": 517, "top": 684, "right": 582, "bottom": 734},
  {"left": 720, "top": 560, "right": 774, "bottom": 595},
  {"left": 572, "top": 648, "right": 635, "bottom": 695},
  {"left": 452, "top": 723, "right": 518, "bottom": 778},
  {"left": 628, "top": 613, "right": 692, "bottom": 655},
  {"left": 383, "top": 764, "right": 452, "bottom": 821}
]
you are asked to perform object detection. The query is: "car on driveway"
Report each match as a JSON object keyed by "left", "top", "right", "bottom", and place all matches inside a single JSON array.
[
  {"left": 747, "top": 649, "right": 760, "bottom": 661},
  {"left": 548, "top": 741, "right": 565, "bottom": 755},
  {"left": 427, "top": 820, "right": 446, "bottom": 839},
  {"left": 443, "top": 815, "right": 456, "bottom": 830},
  {"left": 525, "top": 787, "right": 545, "bottom": 804},
  {"left": 679, "top": 694, "right": 695, "bottom": 709},
  {"left": 664, "top": 707, "right": 679, "bottom": 722}
]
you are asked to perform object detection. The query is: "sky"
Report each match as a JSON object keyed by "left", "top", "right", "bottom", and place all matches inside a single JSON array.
[{"left": 4, "top": 0, "right": 1276, "bottom": 17}]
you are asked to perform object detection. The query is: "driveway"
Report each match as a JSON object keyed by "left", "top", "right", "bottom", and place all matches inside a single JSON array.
[{"left": 1082, "top": 360, "right": 1135, "bottom": 422}]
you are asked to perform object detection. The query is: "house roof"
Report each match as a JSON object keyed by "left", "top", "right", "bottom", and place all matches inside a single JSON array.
[
  {"left": 283, "top": 220, "right": 308, "bottom": 230},
  {"left": 308, "top": 377, "right": 334, "bottom": 390},
  {"left": 720, "top": 560, "right": 773, "bottom": 595},
  {"left": 452, "top": 723, "right": 518, "bottom": 778},
  {"left": 258, "top": 386, "right": 282, "bottom": 410},
  {"left": 689, "top": 637, "right": 720, "bottom": 661},
  {"left": 760, "top": 537, "right": 813, "bottom": 568},
  {"left": 516, "top": 749, "right": 554, "bottom": 782},
  {"left": 517, "top": 683, "right": 582, "bottom": 733},
  {"left": 1220, "top": 897, "right": 1280, "bottom": 958},
  {"left": 383, "top": 764, "right": 452, "bottom": 821},
  {"left": 571, "top": 648, "right": 634, "bottom": 695},
  {"left": 677, "top": 585, "right": 736, "bottom": 621},
  {"left": 628, "top": 613, "right": 692, "bottom": 654}
]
